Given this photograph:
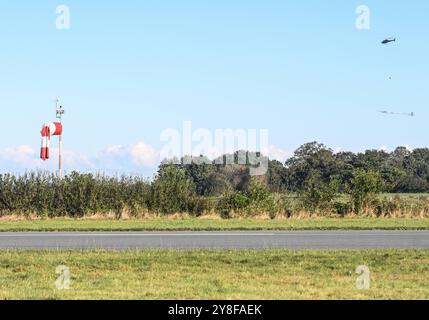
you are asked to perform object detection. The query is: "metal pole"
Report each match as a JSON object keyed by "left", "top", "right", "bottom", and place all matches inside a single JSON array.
[
  {"left": 59, "top": 132, "right": 63, "bottom": 178},
  {"left": 55, "top": 97, "right": 65, "bottom": 178}
]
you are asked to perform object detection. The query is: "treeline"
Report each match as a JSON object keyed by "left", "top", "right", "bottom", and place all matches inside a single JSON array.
[
  {"left": 1, "top": 141, "right": 429, "bottom": 218},
  {"left": 176, "top": 141, "right": 429, "bottom": 195}
]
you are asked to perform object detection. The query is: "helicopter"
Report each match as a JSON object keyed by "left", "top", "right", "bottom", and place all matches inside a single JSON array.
[{"left": 382, "top": 38, "right": 396, "bottom": 44}]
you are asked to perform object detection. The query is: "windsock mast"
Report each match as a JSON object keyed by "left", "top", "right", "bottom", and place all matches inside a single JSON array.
[{"left": 55, "top": 97, "right": 65, "bottom": 178}]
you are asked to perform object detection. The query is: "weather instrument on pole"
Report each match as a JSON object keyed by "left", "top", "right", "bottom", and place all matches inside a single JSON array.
[{"left": 56, "top": 104, "right": 65, "bottom": 121}]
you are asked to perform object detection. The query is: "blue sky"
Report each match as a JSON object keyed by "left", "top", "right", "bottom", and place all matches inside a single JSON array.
[{"left": 1, "top": 1, "right": 428, "bottom": 176}]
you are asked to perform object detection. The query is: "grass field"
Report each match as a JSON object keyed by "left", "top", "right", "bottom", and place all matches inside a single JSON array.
[
  {"left": 0, "top": 217, "right": 428, "bottom": 232},
  {"left": 0, "top": 249, "right": 428, "bottom": 299}
]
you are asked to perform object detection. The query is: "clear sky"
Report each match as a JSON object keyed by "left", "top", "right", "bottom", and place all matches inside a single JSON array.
[{"left": 1, "top": 1, "right": 428, "bottom": 176}]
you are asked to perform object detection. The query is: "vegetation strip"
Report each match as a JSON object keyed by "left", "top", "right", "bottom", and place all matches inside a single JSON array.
[{"left": 2, "top": 143, "right": 429, "bottom": 219}]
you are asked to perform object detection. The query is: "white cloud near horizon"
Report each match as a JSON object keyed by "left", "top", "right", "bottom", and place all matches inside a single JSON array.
[
  {"left": 0, "top": 141, "right": 161, "bottom": 175},
  {"left": 0, "top": 141, "right": 293, "bottom": 175},
  {"left": 0, "top": 145, "right": 42, "bottom": 171},
  {"left": 268, "top": 145, "right": 291, "bottom": 163}
]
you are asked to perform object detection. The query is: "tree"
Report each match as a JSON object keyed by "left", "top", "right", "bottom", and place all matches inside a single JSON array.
[
  {"left": 335, "top": 151, "right": 358, "bottom": 190},
  {"left": 267, "top": 160, "right": 288, "bottom": 193},
  {"left": 390, "top": 146, "right": 411, "bottom": 166},
  {"left": 285, "top": 142, "right": 338, "bottom": 191},
  {"left": 404, "top": 148, "right": 429, "bottom": 180},
  {"left": 394, "top": 176, "right": 429, "bottom": 193},
  {"left": 181, "top": 157, "right": 215, "bottom": 196},
  {"left": 355, "top": 150, "right": 390, "bottom": 171},
  {"left": 204, "top": 173, "right": 233, "bottom": 196}
]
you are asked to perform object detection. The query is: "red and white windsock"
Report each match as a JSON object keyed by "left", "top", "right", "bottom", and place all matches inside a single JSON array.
[{"left": 40, "top": 122, "right": 63, "bottom": 161}]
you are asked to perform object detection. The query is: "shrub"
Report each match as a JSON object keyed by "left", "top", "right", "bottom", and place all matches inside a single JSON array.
[
  {"left": 217, "top": 192, "right": 250, "bottom": 215},
  {"left": 348, "top": 170, "right": 384, "bottom": 214},
  {"left": 151, "top": 165, "right": 196, "bottom": 214},
  {"left": 0, "top": 171, "right": 151, "bottom": 217},
  {"left": 301, "top": 175, "right": 340, "bottom": 213},
  {"left": 245, "top": 179, "right": 278, "bottom": 215},
  {"left": 332, "top": 200, "right": 353, "bottom": 216}
]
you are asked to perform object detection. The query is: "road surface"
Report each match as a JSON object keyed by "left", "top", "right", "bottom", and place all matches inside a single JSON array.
[{"left": 0, "top": 231, "right": 428, "bottom": 250}]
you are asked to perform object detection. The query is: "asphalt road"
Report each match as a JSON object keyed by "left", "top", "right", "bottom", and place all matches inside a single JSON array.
[{"left": 0, "top": 231, "right": 428, "bottom": 250}]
